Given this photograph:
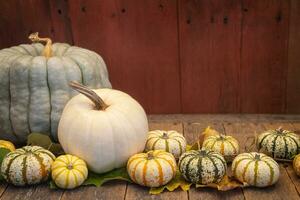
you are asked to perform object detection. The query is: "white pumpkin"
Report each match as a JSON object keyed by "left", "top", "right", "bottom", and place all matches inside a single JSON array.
[
  {"left": 145, "top": 130, "right": 186, "bottom": 159},
  {"left": 58, "top": 82, "right": 148, "bottom": 173}
]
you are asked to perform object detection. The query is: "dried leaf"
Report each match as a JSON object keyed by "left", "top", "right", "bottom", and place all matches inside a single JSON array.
[
  {"left": 199, "top": 126, "right": 220, "bottom": 145},
  {"left": 27, "top": 133, "right": 64, "bottom": 156},
  {"left": 196, "top": 175, "right": 247, "bottom": 191},
  {"left": 149, "top": 170, "right": 192, "bottom": 194}
]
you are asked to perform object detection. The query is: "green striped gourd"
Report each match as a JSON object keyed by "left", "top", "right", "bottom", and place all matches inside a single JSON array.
[
  {"left": 145, "top": 130, "right": 186, "bottom": 159},
  {"left": 203, "top": 134, "right": 239, "bottom": 162},
  {"left": 257, "top": 128, "right": 300, "bottom": 160},
  {"left": 1, "top": 146, "right": 56, "bottom": 186},
  {"left": 178, "top": 149, "right": 227, "bottom": 184},
  {"left": 232, "top": 152, "right": 280, "bottom": 187},
  {"left": 127, "top": 150, "right": 177, "bottom": 187},
  {"left": 0, "top": 32, "right": 111, "bottom": 144}
]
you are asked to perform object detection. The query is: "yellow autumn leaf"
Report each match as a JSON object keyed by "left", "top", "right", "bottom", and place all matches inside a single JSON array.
[
  {"left": 195, "top": 175, "right": 247, "bottom": 191},
  {"left": 149, "top": 170, "right": 192, "bottom": 194}
]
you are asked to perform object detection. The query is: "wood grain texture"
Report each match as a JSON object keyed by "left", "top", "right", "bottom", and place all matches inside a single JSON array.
[
  {"left": 240, "top": 0, "right": 290, "bottom": 113},
  {"left": 287, "top": 0, "right": 300, "bottom": 113},
  {"left": 49, "top": 0, "right": 74, "bottom": 44},
  {"left": 62, "top": 181, "right": 126, "bottom": 200},
  {"left": 1, "top": 1, "right": 300, "bottom": 113},
  {"left": 68, "top": 0, "right": 181, "bottom": 114},
  {"left": 125, "top": 122, "right": 188, "bottom": 200},
  {"left": 179, "top": 0, "right": 241, "bottom": 113},
  {"left": 0, "top": 184, "right": 63, "bottom": 200}
]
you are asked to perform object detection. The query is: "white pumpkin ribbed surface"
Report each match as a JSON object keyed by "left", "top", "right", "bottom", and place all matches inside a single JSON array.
[{"left": 58, "top": 88, "right": 148, "bottom": 174}]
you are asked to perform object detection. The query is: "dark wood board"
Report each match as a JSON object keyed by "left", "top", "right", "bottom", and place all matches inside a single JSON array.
[
  {"left": 240, "top": 0, "right": 290, "bottom": 113},
  {"left": 179, "top": 0, "right": 241, "bottom": 113},
  {"left": 287, "top": 0, "right": 300, "bottom": 113},
  {"left": 68, "top": 0, "right": 181, "bottom": 114}
]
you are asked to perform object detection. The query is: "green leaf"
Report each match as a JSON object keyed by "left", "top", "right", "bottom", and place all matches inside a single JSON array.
[
  {"left": 49, "top": 180, "right": 58, "bottom": 189},
  {"left": 0, "top": 148, "right": 11, "bottom": 181},
  {"left": 27, "top": 133, "right": 64, "bottom": 156},
  {"left": 149, "top": 170, "right": 192, "bottom": 195},
  {"left": 83, "top": 167, "right": 132, "bottom": 187}
]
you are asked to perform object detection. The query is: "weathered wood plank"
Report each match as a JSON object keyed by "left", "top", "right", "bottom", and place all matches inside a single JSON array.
[
  {"left": 0, "top": 184, "right": 63, "bottom": 200},
  {"left": 179, "top": 0, "right": 241, "bottom": 113},
  {"left": 62, "top": 181, "right": 126, "bottom": 200},
  {"left": 184, "top": 122, "right": 244, "bottom": 200},
  {"left": 287, "top": 0, "right": 300, "bottom": 113},
  {"left": 148, "top": 114, "right": 300, "bottom": 123},
  {"left": 125, "top": 122, "right": 188, "bottom": 200},
  {"left": 223, "top": 122, "right": 299, "bottom": 200},
  {"left": 240, "top": 0, "right": 290, "bottom": 113},
  {"left": 49, "top": 0, "right": 74, "bottom": 44},
  {"left": 68, "top": 0, "right": 181, "bottom": 114}
]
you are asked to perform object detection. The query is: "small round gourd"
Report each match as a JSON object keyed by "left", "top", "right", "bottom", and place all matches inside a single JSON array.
[
  {"left": 51, "top": 154, "right": 88, "bottom": 189},
  {"left": 232, "top": 152, "right": 280, "bottom": 187},
  {"left": 178, "top": 149, "right": 227, "bottom": 184},
  {"left": 127, "top": 150, "right": 176, "bottom": 187},
  {"left": 1, "top": 146, "right": 55, "bottom": 186},
  {"left": 0, "top": 140, "right": 15, "bottom": 151},
  {"left": 203, "top": 134, "right": 239, "bottom": 162},
  {"left": 293, "top": 154, "right": 300, "bottom": 176},
  {"left": 257, "top": 128, "right": 300, "bottom": 160},
  {"left": 145, "top": 130, "right": 186, "bottom": 159}
]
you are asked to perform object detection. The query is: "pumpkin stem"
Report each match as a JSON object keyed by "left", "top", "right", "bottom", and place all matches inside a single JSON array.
[
  {"left": 162, "top": 132, "right": 169, "bottom": 139},
  {"left": 69, "top": 81, "right": 108, "bottom": 110},
  {"left": 147, "top": 152, "right": 154, "bottom": 160},
  {"left": 28, "top": 32, "right": 52, "bottom": 59}
]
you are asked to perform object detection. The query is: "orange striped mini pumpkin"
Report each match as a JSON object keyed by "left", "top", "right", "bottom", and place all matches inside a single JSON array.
[
  {"left": 232, "top": 152, "right": 280, "bottom": 187},
  {"left": 51, "top": 154, "right": 88, "bottom": 189},
  {"left": 145, "top": 130, "right": 186, "bottom": 159},
  {"left": 127, "top": 150, "right": 176, "bottom": 187},
  {"left": 203, "top": 134, "right": 239, "bottom": 162}
]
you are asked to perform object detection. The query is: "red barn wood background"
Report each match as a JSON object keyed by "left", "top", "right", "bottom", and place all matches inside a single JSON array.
[{"left": 0, "top": 0, "right": 299, "bottom": 114}]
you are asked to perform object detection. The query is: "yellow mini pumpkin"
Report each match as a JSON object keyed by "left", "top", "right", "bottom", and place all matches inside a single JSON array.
[
  {"left": 51, "top": 154, "right": 88, "bottom": 189},
  {"left": 202, "top": 134, "right": 239, "bottom": 162},
  {"left": 293, "top": 154, "right": 300, "bottom": 176},
  {"left": 0, "top": 140, "right": 15, "bottom": 151},
  {"left": 127, "top": 150, "right": 176, "bottom": 187},
  {"left": 145, "top": 130, "right": 186, "bottom": 159},
  {"left": 232, "top": 152, "right": 280, "bottom": 187}
]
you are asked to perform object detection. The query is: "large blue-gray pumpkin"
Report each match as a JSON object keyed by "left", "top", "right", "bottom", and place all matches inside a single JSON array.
[{"left": 0, "top": 32, "right": 111, "bottom": 143}]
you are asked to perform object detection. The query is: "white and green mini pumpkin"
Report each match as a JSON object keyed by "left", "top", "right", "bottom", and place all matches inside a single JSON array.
[
  {"left": 232, "top": 152, "right": 280, "bottom": 187},
  {"left": 178, "top": 148, "right": 227, "bottom": 184},
  {"left": 0, "top": 32, "right": 111, "bottom": 144},
  {"left": 127, "top": 150, "right": 177, "bottom": 187},
  {"left": 203, "top": 134, "right": 239, "bottom": 162},
  {"left": 145, "top": 130, "right": 186, "bottom": 159},
  {"left": 1, "top": 146, "right": 56, "bottom": 186},
  {"left": 257, "top": 128, "right": 300, "bottom": 160}
]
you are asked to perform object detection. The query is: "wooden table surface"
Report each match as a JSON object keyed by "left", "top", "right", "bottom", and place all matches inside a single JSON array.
[{"left": 1, "top": 114, "right": 300, "bottom": 200}]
